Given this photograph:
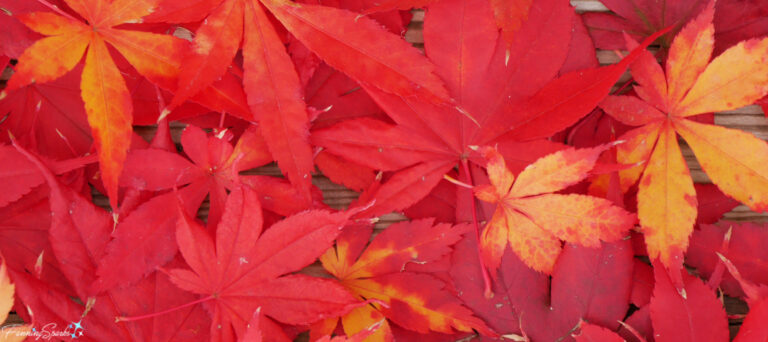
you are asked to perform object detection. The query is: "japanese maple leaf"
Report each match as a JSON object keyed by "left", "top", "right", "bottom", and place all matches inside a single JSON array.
[
  {"left": 473, "top": 145, "right": 635, "bottom": 274},
  {"left": 147, "top": 0, "right": 449, "bottom": 204},
  {"left": 2, "top": 0, "right": 252, "bottom": 210},
  {"left": 0, "top": 68, "right": 92, "bottom": 160},
  {"left": 572, "top": 322, "right": 628, "bottom": 342},
  {"left": 598, "top": 1, "right": 768, "bottom": 274},
  {"left": 167, "top": 185, "right": 360, "bottom": 342},
  {"left": 313, "top": 0, "right": 666, "bottom": 219},
  {"left": 0, "top": 0, "right": 50, "bottom": 58},
  {"left": 648, "top": 259, "right": 729, "bottom": 342},
  {"left": 716, "top": 255, "right": 768, "bottom": 342},
  {"left": 0, "top": 144, "right": 96, "bottom": 207},
  {"left": 0, "top": 185, "right": 72, "bottom": 289},
  {"left": 354, "top": 0, "right": 533, "bottom": 51},
  {"left": 0, "top": 0, "right": 187, "bottom": 209},
  {"left": 318, "top": 219, "right": 493, "bottom": 338},
  {"left": 93, "top": 124, "right": 323, "bottom": 293},
  {"left": 688, "top": 222, "right": 768, "bottom": 298},
  {"left": 450, "top": 231, "right": 635, "bottom": 341},
  {"left": 12, "top": 142, "right": 214, "bottom": 341},
  {"left": 0, "top": 258, "right": 32, "bottom": 342},
  {"left": 582, "top": 0, "right": 768, "bottom": 54},
  {"left": 119, "top": 124, "right": 322, "bottom": 224}
]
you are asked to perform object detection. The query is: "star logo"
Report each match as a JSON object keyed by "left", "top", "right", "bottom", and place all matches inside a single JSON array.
[
  {"left": 69, "top": 320, "right": 84, "bottom": 339},
  {"left": 71, "top": 321, "right": 83, "bottom": 330}
]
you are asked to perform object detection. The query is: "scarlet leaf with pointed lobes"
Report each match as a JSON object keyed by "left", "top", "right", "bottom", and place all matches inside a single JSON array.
[
  {"left": 242, "top": 0, "right": 314, "bottom": 205},
  {"left": 599, "top": 2, "right": 768, "bottom": 272},
  {"left": 94, "top": 123, "right": 323, "bottom": 294},
  {"left": 716, "top": 256, "right": 768, "bottom": 342},
  {"left": 0, "top": 145, "right": 96, "bottom": 207},
  {"left": 693, "top": 184, "right": 739, "bottom": 225},
  {"left": 0, "top": 66, "right": 92, "bottom": 160},
  {"left": 688, "top": 222, "right": 768, "bottom": 299},
  {"left": 450, "top": 231, "right": 634, "bottom": 340},
  {"left": 573, "top": 322, "right": 624, "bottom": 342},
  {"left": 319, "top": 219, "right": 493, "bottom": 337},
  {"left": 734, "top": 297, "right": 768, "bottom": 342},
  {"left": 168, "top": 186, "right": 359, "bottom": 341},
  {"left": 122, "top": 124, "right": 281, "bottom": 222},
  {"left": 582, "top": 0, "right": 768, "bottom": 53},
  {"left": 90, "top": 182, "right": 209, "bottom": 294},
  {"left": 314, "top": 151, "right": 376, "bottom": 192},
  {"left": 649, "top": 259, "right": 729, "bottom": 342},
  {"left": 165, "top": 0, "right": 244, "bottom": 113},
  {"left": 473, "top": 145, "right": 635, "bottom": 274},
  {"left": 264, "top": 0, "right": 449, "bottom": 104},
  {"left": 0, "top": 185, "right": 73, "bottom": 293},
  {"left": 12, "top": 141, "right": 214, "bottom": 341}
]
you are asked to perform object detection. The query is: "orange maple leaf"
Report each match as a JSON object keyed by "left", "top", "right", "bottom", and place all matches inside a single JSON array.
[
  {"left": 318, "top": 220, "right": 493, "bottom": 339},
  {"left": 1, "top": 259, "right": 32, "bottom": 342},
  {"left": 3, "top": 0, "right": 185, "bottom": 210},
  {"left": 474, "top": 145, "right": 636, "bottom": 274},
  {"left": 599, "top": 0, "right": 768, "bottom": 272}
]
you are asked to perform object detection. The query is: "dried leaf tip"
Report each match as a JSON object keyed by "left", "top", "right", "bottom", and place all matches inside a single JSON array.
[
  {"left": 34, "top": 252, "right": 44, "bottom": 278},
  {"left": 484, "top": 288, "right": 494, "bottom": 299},
  {"left": 715, "top": 252, "right": 728, "bottom": 263},
  {"left": 501, "top": 333, "right": 527, "bottom": 341},
  {"left": 157, "top": 108, "right": 172, "bottom": 123},
  {"left": 617, "top": 320, "right": 647, "bottom": 342}
]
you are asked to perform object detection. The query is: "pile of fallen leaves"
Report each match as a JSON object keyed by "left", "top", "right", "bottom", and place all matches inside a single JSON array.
[{"left": 1, "top": 0, "right": 768, "bottom": 341}]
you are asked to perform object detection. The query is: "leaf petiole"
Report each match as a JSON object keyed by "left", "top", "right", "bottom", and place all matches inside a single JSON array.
[{"left": 115, "top": 295, "right": 215, "bottom": 323}]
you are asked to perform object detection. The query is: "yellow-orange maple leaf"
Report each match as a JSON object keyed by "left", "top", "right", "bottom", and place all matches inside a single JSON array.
[
  {"left": 1, "top": 260, "right": 32, "bottom": 342},
  {"left": 474, "top": 145, "right": 636, "bottom": 274},
  {"left": 598, "top": 0, "right": 768, "bottom": 271},
  {"left": 4, "top": 0, "right": 184, "bottom": 210}
]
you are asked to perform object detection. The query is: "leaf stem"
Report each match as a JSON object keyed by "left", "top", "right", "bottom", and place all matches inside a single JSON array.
[
  {"left": 115, "top": 295, "right": 214, "bottom": 323},
  {"left": 461, "top": 159, "right": 493, "bottom": 298},
  {"left": 443, "top": 174, "right": 474, "bottom": 189},
  {"left": 218, "top": 111, "right": 227, "bottom": 129}
]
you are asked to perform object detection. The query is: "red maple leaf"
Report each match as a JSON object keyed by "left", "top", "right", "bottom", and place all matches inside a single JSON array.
[{"left": 166, "top": 185, "right": 361, "bottom": 341}]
